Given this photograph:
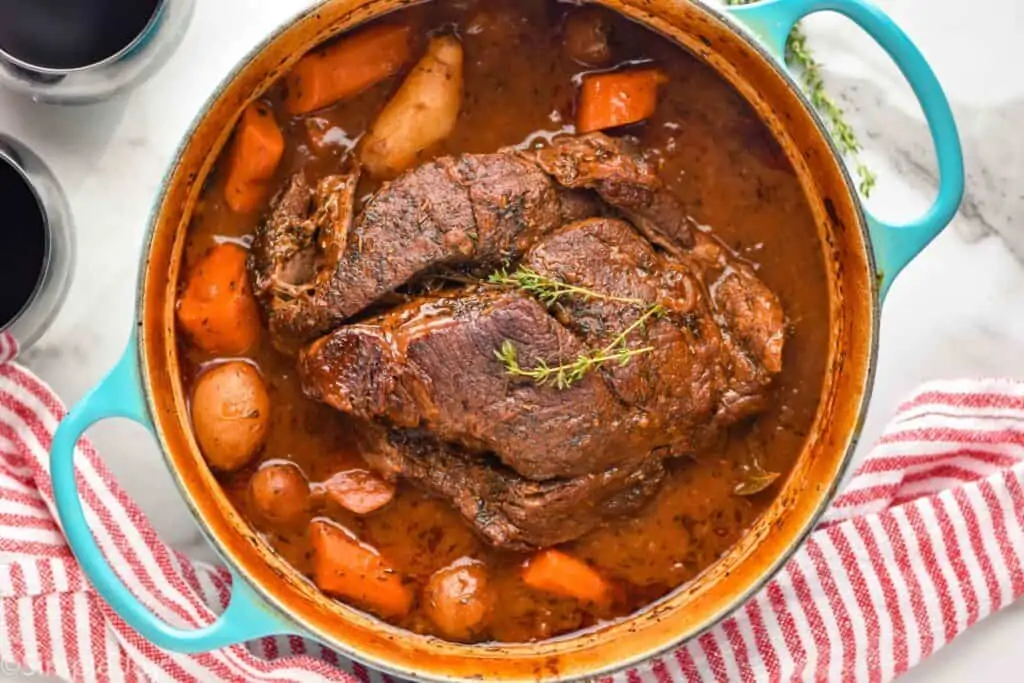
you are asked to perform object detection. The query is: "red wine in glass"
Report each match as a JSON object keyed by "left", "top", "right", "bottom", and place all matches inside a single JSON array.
[
  {"left": 0, "top": 0, "right": 192, "bottom": 103},
  {"left": 0, "top": 155, "right": 47, "bottom": 329},
  {"left": 0, "top": 0, "right": 163, "bottom": 71},
  {"left": 0, "top": 137, "right": 74, "bottom": 350}
]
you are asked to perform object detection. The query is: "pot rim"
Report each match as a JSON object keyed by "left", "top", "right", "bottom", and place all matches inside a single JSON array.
[{"left": 133, "top": 0, "right": 880, "bottom": 680}]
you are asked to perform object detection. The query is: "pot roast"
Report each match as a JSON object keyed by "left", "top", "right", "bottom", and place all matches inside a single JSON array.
[
  {"left": 249, "top": 132, "right": 785, "bottom": 549},
  {"left": 249, "top": 133, "right": 694, "bottom": 350}
]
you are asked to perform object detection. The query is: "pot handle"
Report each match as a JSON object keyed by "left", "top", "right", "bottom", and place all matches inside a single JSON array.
[
  {"left": 724, "top": 0, "right": 964, "bottom": 298},
  {"left": 51, "top": 339, "right": 296, "bottom": 652}
]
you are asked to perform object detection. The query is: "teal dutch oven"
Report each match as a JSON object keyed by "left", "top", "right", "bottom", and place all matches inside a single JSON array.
[{"left": 49, "top": 0, "right": 964, "bottom": 679}]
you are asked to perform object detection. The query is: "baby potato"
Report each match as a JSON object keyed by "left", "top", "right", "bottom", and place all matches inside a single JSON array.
[
  {"left": 250, "top": 461, "right": 310, "bottom": 527},
  {"left": 423, "top": 558, "right": 495, "bottom": 642},
  {"left": 191, "top": 361, "right": 270, "bottom": 471},
  {"left": 360, "top": 35, "right": 464, "bottom": 178},
  {"left": 563, "top": 6, "right": 613, "bottom": 67}
]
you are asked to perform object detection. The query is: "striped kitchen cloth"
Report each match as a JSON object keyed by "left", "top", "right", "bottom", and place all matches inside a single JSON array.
[{"left": 2, "top": 330, "right": 1024, "bottom": 682}]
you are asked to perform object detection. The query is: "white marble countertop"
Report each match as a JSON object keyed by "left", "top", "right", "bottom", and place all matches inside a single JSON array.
[{"left": 1, "top": 0, "right": 1022, "bottom": 680}]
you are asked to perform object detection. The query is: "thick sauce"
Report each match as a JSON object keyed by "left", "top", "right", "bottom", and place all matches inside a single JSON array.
[{"left": 177, "top": 0, "right": 828, "bottom": 643}]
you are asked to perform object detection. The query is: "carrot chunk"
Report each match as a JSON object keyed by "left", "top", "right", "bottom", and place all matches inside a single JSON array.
[
  {"left": 310, "top": 519, "right": 414, "bottom": 619},
  {"left": 522, "top": 548, "right": 610, "bottom": 605},
  {"left": 323, "top": 469, "right": 396, "bottom": 515},
  {"left": 284, "top": 24, "right": 412, "bottom": 115},
  {"left": 576, "top": 67, "right": 667, "bottom": 133},
  {"left": 223, "top": 102, "right": 285, "bottom": 214},
  {"left": 176, "top": 244, "right": 261, "bottom": 355}
]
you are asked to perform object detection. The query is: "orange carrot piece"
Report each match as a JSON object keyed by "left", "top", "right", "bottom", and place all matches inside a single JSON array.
[
  {"left": 522, "top": 548, "right": 610, "bottom": 605},
  {"left": 176, "top": 243, "right": 261, "bottom": 355},
  {"left": 284, "top": 24, "right": 412, "bottom": 115},
  {"left": 310, "top": 520, "right": 414, "bottom": 619},
  {"left": 223, "top": 102, "right": 285, "bottom": 214},
  {"left": 576, "top": 67, "right": 667, "bottom": 134},
  {"left": 323, "top": 469, "right": 396, "bottom": 515}
]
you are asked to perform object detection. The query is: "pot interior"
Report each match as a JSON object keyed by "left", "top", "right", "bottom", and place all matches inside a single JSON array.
[{"left": 140, "top": 0, "right": 875, "bottom": 679}]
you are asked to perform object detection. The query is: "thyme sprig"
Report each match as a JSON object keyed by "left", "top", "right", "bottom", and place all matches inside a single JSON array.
[
  {"left": 724, "top": 0, "right": 876, "bottom": 196},
  {"left": 488, "top": 267, "right": 647, "bottom": 307},
  {"left": 496, "top": 303, "right": 666, "bottom": 389}
]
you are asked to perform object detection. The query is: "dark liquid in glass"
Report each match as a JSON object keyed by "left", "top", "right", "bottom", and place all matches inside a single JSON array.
[
  {"left": 0, "top": 157, "right": 47, "bottom": 328},
  {"left": 0, "top": 0, "right": 161, "bottom": 70}
]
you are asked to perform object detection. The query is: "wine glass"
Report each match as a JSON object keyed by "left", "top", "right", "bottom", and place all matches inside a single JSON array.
[
  {"left": 0, "top": 0, "right": 195, "bottom": 104},
  {"left": 0, "top": 134, "right": 75, "bottom": 352}
]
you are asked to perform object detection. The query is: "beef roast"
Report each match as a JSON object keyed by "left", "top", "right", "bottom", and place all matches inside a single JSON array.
[
  {"left": 299, "top": 288, "right": 641, "bottom": 480},
  {"left": 250, "top": 131, "right": 788, "bottom": 549},
  {"left": 524, "top": 133, "right": 694, "bottom": 254},
  {"left": 248, "top": 173, "right": 359, "bottom": 350},
  {"left": 522, "top": 218, "right": 781, "bottom": 428},
  {"left": 298, "top": 217, "right": 785, "bottom": 547},
  {"left": 356, "top": 424, "right": 666, "bottom": 549},
  {"left": 249, "top": 133, "right": 694, "bottom": 351}
]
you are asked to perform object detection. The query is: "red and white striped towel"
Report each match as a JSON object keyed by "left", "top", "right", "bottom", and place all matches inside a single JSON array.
[
  {"left": 0, "top": 332, "right": 19, "bottom": 366},
  {"left": 2, "top": 329, "right": 1024, "bottom": 682}
]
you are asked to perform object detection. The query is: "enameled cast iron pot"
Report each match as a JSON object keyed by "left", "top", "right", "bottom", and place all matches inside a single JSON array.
[{"left": 50, "top": 0, "right": 965, "bottom": 679}]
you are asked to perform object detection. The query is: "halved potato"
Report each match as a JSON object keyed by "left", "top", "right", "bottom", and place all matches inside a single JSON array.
[{"left": 360, "top": 35, "right": 464, "bottom": 178}]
